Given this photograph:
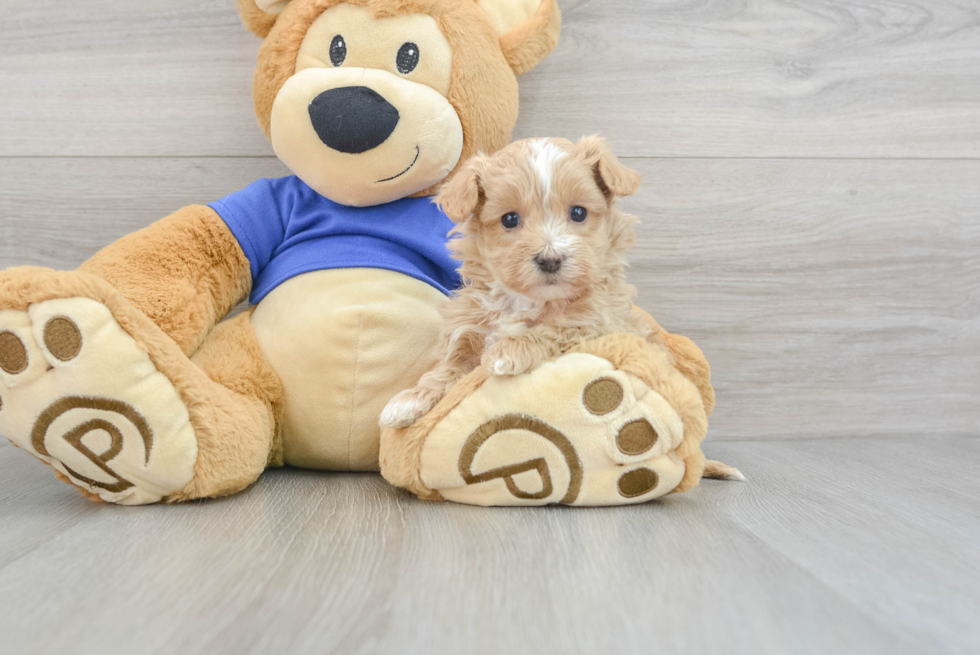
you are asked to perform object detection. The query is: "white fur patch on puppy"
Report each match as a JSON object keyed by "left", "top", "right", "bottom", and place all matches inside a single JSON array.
[
  {"left": 379, "top": 398, "right": 422, "bottom": 429},
  {"left": 381, "top": 388, "right": 437, "bottom": 429},
  {"left": 528, "top": 138, "right": 567, "bottom": 201}
]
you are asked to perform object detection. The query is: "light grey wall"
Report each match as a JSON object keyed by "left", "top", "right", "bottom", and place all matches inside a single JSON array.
[{"left": 1, "top": 0, "right": 977, "bottom": 441}]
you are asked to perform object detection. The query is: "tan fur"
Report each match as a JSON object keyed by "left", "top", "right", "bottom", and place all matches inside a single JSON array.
[
  {"left": 703, "top": 460, "right": 745, "bottom": 481},
  {"left": 381, "top": 136, "right": 648, "bottom": 428},
  {"left": 380, "top": 330, "right": 710, "bottom": 499},
  {"left": 498, "top": 0, "right": 561, "bottom": 75},
  {"left": 80, "top": 205, "right": 251, "bottom": 357},
  {"left": 382, "top": 136, "right": 735, "bottom": 488},
  {"left": 190, "top": 310, "right": 286, "bottom": 467},
  {"left": 246, "top": 0, "right": 556, "bottom": 194},
  {"left": 0, "top": 268, "right": 280, "bottom": 501},
  {"left": 236, "top": 0, "right": 281, "bottom": 37},
  {"left": 632, "top": 303, "right": 739, "bottom": 480},
  {"left": 1, "top": 0, "right": 564, "bottom": 503},
  {"left": 379, "top": 367, "right": 490, "bottom": 500},
  {"left": 571, "top": 334, "right": 707, "bottom": 493},
  {"left": 632, "top": 306, "right": 716, "bottom": 417}
]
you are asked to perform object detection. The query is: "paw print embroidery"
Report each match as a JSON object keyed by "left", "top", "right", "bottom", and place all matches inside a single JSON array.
[
  {"left": 582, "top": 376, "right": 665, "bottom": 498},
  {"left": 0, "top": 297, "right": 198, "bottom": 505},
  {"left": 416, "top": 353, "right": 689, "bottom": 506}
]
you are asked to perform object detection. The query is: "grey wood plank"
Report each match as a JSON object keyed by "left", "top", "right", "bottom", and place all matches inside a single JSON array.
[
  {"left": 1, "top": 0, "right": 979, "bottom": 158},
  {"left": 0, "top": 443, "right": 105, "bottom": 570},
  {"left": 0, "top": 0, "right": 268, "bottom": 158},
  {"left": 0, "top": 157, "right": 291, "bottom": 270},
  {"left": 528, "top": 0, "right": 980, "bottom": 158},
  {"left": 715, "top": 437, "right": 980, "bottom": 655},
  {"left": 7, "top": 438, "right": 972, "bottom": 655},
  {"left": 4, "top": 432, "right": 971, "bottom": 655},
  {"left": 1, "top": 157, "right": 977, "bottom": 442},
  {"left": 626, "top": 157, "right": 980, "bottom": 442}
]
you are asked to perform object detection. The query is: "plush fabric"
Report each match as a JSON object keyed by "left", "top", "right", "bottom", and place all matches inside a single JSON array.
[
  {"left": 209, "top": 176, "right": 460, "bottom": 302},
  {"left": 379, "top": 332, "right": 711, "bottom": 506},
  {"left": 0, "top": 268, "right": 279, "bottom": 503},
  {"left": 250, "top": 267, "right": 445, "bottom": 471},
  {"left": 497, "top": 0, "right": 561, "bottom": 76},
  {"left": 477, "top": 0, "right": 543, "bottom": 34},
  {"left": 270, "top": 57, "right": 464, "bottom": 206},
  {"left": 79, "top": 205, "right": 251, "bottom": 357},
  {"left": 0, "top": 0, "right": 734, "bottom": 507},
  {"left": 250, "top": 0, "right": 560, "bottom": 199}
]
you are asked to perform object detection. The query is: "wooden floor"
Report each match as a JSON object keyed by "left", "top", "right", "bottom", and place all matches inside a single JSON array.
[
  {"left": 0, "top": 0, "right": 978, "bottom": 653},
  {"left": 2, "top": 436, "right": 979, "bottom": 654}
]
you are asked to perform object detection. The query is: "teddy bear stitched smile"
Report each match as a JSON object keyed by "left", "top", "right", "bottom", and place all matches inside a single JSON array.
[
  {"left": 270, "top": 3, "right": 465, "bottom": 206},
  {"left": 0, "top": 0, "right": 565, "bottom": 504}
]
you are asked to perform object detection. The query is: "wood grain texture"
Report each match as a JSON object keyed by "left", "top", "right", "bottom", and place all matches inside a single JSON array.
[
  {"left": 625, "top": 158, "right": 980, "bottom": 441},
  {"left": 0, "top": 437, "right": 977, "bottom": 655},
  {"left": 1, "top": 0, "right": 979, "bottom": 157},
  {"left": 1, "top": 1, "right": 978, "bottom": 652},
  {"left": 525, "top": 0, "right": 980, "bottom": 158},
  {"left": 2, "top": 157, "right": 977, "bottom": 441}
]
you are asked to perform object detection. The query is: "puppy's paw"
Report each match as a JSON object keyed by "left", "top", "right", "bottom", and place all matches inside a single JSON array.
[
  {"left": 481, "top": 341, "right": 537, "bottom": 377},
  {"left": 380, "top": 389, "right": 439, "bottom": 429},
  {"left": 410, "top": 352, "right": 692, "bottom": 506},
  {"left": 487, "top": 356, "right": 525, "bottom": 377}
]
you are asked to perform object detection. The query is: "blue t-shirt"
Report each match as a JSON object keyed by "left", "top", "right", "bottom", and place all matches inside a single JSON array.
[{"left": 209, "top": 176, "right": 460, "bottom": 304}]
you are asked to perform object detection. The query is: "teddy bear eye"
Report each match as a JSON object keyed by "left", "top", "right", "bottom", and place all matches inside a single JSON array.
[
  {"left": 570, "top": 206, "right": 588, "bottom": 222},
  {"left": 330, "top": 35, "right": 347, "bottom": 67},
  {"left": 501, "top": 212, "right": 521, "bottom": 229},
  {"left": 396, "top": 42, "right": 420, "bottom": 74}
]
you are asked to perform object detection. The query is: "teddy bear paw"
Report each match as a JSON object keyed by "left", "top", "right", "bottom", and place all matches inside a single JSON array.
[
  {"left": 412, "top": 352, "right": 690, "bottom": 506},
  {"left": 0, "top": 297, "right": 198, "bottom": 504}
]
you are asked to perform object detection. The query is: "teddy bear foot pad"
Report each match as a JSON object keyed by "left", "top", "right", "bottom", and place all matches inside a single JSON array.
[
  {"left": 415, "top": 353, "right": 689, "bottom": 506},
  {"left": 0, "top": 298, "right": 198, "bottom": 504}
]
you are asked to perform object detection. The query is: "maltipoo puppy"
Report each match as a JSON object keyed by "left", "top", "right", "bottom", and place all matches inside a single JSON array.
[{"left": 380, "top": 135, "right": 650, "bottom": 429}]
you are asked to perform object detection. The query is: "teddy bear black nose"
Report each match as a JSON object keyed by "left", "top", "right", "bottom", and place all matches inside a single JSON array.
[{"left": 308, "top": 86, "right": 400, "bottom": 154}]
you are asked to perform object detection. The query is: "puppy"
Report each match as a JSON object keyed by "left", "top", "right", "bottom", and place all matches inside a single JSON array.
[{"left": 380, "top": 135, "right": 650, "bottom": 429}]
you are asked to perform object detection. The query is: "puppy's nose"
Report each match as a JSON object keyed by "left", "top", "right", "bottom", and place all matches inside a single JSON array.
[
  {"left": 308, "top": 86, "right": 400, "bottom": 154},
  {"left": 535, "top": 253, "right": 564, "bottom": 274}
]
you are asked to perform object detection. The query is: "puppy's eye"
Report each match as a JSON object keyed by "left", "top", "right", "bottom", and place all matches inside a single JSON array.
[
  {"left": 501, "top": 212, "right": 521, "bottom": 229},
  {"left": 570, "top": 206, "right": 588, "bottom": 222},
  {"left": 396, "top": 42, "right": 420, "bottom": 74},
  {"left": 330, "top": 35, "right": 347, "bottom": 67}
]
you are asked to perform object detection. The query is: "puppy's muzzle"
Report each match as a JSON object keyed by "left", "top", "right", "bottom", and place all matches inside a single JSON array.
[
  {"left": 535, "top": 253, "right": 564, "bottom": 274},
  {"left": 309, "top": 86, "right": 399, "bottom": 154}
]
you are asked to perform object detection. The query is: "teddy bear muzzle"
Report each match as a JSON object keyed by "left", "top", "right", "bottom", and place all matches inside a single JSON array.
[{"left": 270, "top": 66, "right": 463, "bottom": 208}]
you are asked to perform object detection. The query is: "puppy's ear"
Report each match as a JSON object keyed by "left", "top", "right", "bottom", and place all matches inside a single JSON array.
[
  {"left": 235, "top": 0, "right": 293, "bottom": 38},
  {"left": 478, "top": 0, "right": 562, "bottom": 75},
  {"left": 578, "top": 135, "right": 642, "bottom": 200},
  {"left": 437, "top": 155, "right": 487, "bottom": 223}
]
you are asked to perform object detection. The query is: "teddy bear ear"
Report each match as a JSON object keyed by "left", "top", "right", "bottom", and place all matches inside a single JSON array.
[
  {"left": 477, "top": 0, "right": 562, "bottom": 76},
  {"left": 235, "top": 0, "right": 294, "bottom": 38}
]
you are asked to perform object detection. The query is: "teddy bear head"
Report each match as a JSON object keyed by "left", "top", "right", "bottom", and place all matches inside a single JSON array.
[{"left": 235, "top": 0, "right": 561, "bottom": 207}]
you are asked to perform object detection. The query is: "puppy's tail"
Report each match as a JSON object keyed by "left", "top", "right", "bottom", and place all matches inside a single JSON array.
[{"left": 702, "top": 459, "right": 746, "bottom": 482}]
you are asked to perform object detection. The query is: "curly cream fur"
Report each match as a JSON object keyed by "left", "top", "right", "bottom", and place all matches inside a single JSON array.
[{"left": 380, "top": 136, "right": 649, "bottom": 428}]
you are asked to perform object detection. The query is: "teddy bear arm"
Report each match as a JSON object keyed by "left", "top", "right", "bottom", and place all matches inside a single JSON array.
[{"left": 79, "top": 204, "right": 252, "bottom": 357}]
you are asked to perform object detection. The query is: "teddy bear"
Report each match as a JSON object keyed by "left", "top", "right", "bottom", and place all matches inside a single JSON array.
[{"left": 0, "top": 0, "right": 732, "bottom": 506}]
